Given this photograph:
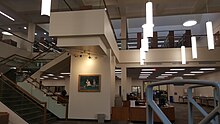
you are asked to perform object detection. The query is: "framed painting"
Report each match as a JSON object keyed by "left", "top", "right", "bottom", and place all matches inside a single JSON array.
[{"left": 78, "top": 74, "right": 101, "bottom": 92}]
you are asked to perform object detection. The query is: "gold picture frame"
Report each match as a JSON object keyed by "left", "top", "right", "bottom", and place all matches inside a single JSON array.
[{"left": 78, "top": 74, "right": 101, "bottom": 92}]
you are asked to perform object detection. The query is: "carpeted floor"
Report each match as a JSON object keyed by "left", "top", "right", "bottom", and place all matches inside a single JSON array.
[{"left": 52, "top": 103, "right": 216, "bottom": 124}]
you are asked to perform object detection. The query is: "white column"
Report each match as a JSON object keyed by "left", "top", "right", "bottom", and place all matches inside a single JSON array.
[
  {"left": 121, "top": 17, "right": 127, "bottom": 50},
  {"left": 121, "top": 65, "right": 127, "bottom": 100},
  {"left": 27, "top": 23, "right": 36, "bottom": 52}
]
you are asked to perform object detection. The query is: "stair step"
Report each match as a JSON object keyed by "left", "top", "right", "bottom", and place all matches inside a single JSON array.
[
  {"left": 15, "top": 106, "right": 39, "bottom": 112},
  {"left": 21, "top": 110, "right": 42, "bottom": 116},
  {"left": 47, "top": 116, "right": 57, "bottom": 123},
  {"left": 1, "top": 79, "right": 58, "bottom": 124},
  {"left": 0, "top": 96, "right": 23, "bottom": 99},
  {"left": 13, "top": 102, "right": 33, "bottom": 107},
  {"left": 1, "top": 99, "right": 28, "bottom": 104}
]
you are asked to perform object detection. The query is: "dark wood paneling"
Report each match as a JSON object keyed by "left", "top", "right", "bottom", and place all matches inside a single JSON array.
[
  {"left": 151, "top": 32, "right": 158, "bottom": 48},
  {"left": 111, "top": 107, "right": 129, "bottom": 121}
]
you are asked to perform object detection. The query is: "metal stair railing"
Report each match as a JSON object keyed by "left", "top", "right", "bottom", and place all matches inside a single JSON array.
[
  {"left": 146, "top": 79, "right": 220, "bottom": 124},
  {"left": 0, "top": 73, "right": 47, "bottom": 124},
  {"left": 187, "top": 85, "right": 219, "bottom": 124},
  {"left": 27, "top": 76, "right": 68, "bottom": 119}
]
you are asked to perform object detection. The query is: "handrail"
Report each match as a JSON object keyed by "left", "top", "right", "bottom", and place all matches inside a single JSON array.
[
  {"left": 0, "top": 28, "right": 33, "bottom": 44},
  {"left": 28, "top": 76, "right": 67, "bottom": 104},
  {"left": 26, "top": 76, "right": 68, "bottom": 119},
  {"left": 0, "top": 73, "right": 47, "bottom": 124},
  {"left": 146, "top": 79, "right": 220, "bottom": 124},
  {"left": 187, "top": 85, "right": 217, "bottom": 124},
  {"left": 0, "top": 54, "right": 30, "bottom": 64}
]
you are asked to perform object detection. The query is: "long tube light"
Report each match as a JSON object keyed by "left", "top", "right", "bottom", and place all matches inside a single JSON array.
[
  {"left": 141, "top": 39, "right": 149, "bottom": 52},
  {"left": 181, "top": 46, "right": 186, "bottom": 64},
  {"left": 140, "top": 48, "right": 145, "bottom": 65},
  {"left": 140, "top": 59, "right": 144, "bottom": 65},
  {"left": 146, "top": 2, "right": 153, "bottom": 25},
  {"left": 41, "top": 0, "right": 51, "bottom": 16},
  {"left": 145, "top": 2, "right": 154, "bottom": 37},
  {"left": 206, "top": 21, "right": 214, "bottom": 50},
  {"left": 191, "top": 36, "right": 197, "bottom": 59},
  {"left": 140, "top": 48, "right": 146, "bottom": 60},
  {"left": 0, "top": 11, "right": 15, "bottom": 21}
]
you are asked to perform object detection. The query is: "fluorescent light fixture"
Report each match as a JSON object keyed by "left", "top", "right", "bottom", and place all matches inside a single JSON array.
[
  {"left": 47, "top": 73, "right": 54, "bottom": 76},
  {"left": 128, "top": 42, "right": 137, "bottom": 45},
  {"left": 53, "top": 77, "right": 58, "bottom": 80},
  {"left": 42, "top": 76, "right": 49, "bottom": 78},
  {"left": 190, "top": 71, "right": 204, "bottom": 74},
  {"left": 184, "top": 74, "right": 195, "bottom": 76},
  {"left": 115, "top": 69, "right": 121, "bottom": 72},
  {"left": 206, "top": 21, "right": 214, "bottom": 50},
  {"left": 141, "top": 72, "right": 153, "bottom": 74},
  {"left": 158, "top": 41, "right": 164, "bottom": 43},
  {"left": 183, "top": 20, "right": 197, "bottom": 27},
  {"left": 181, "top": 46, "right": 186, "bottom": 64},
  {"left": 60, "top": 72, "right": 70, "bottom": 75},
  {"left": 8, "top": 28, "right": 11, "bottom": 30},
  {"left": 139, "top": 76, "right": 148, "bottom": 79},
  {"left": 128, "top": 46, "right": 137, "bottom": 48},
  {"left": 161, "top": 74, "right": 172, "bottom": 76},
  {"left": 170, "top": 69, "right": 185, "bottom": 71},
  {"left": 140, "top": 74, "right": 151, "bottom": 76},
  {"left": 165, "top": 72, "right": 178, "bottom": 74},
  {"left": 142, "top": 69, "right": 156, "bottom": 71},
  {"left": 58, "top": 76, "right": 64, "bottom": 78},
  {"left": 2, "top": 31, "right": 13, "bottom": 36},
  {"left": 191, "top": 36, "right": 197, "bottom": 59},
  {"left": 115, "top": 72, "right": 121, "bottom": 74},
  {"left": 199, "top": 68, "right": 216, "bottom": 71},
  {"left": 41, "top": 0, "right": 51, "bottom": 16},
  {"left": 156, "top": 76, "right": 167, "bottom": 79},
  {"left": 10, "top": 67, "right": 16, "bottom": 69},
  {"left": 0, "top": 11, "right": 15, "bottom": 21},
  {"left": 40, "top": 78, "right": 44, "bottom": 80},
  {"left": 145, "top": 2, "right": 154, "bottom": 37},
  {"left": 141, "top": 39, "right": 149, "bottom": 52}
]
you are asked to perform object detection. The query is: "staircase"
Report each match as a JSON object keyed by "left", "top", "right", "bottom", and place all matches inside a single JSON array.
[
  {"left": 0, "top": 74, "right": 57, "bottom": 124},
  {"left": 0, "top": 50, "right": 69, "bottom": 119}
]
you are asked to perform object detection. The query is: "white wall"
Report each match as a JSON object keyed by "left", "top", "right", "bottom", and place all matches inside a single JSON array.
[
  {"left": 2, "top": 32, "right": 33, "bottom": 51},
  {"left": 195, "top": 72, "right": 220, "bottom": 97},
  {"left": 115, "top": 78, "right": 144, "bottom": 99},
  {"left": 0, "top": 41, "right": 32, "bottom": 58},
  {"left": 110, "top": 51, "right": 116, "bottom": 107},
  {"left": 0, "top": 102, "right": 28, "bottom": 124},
  {"left": 42, "top": 77, "right": 70, "bottom": 95},
  {"left": 68, "top": 50, "right": 112, "bottom": 120}
]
